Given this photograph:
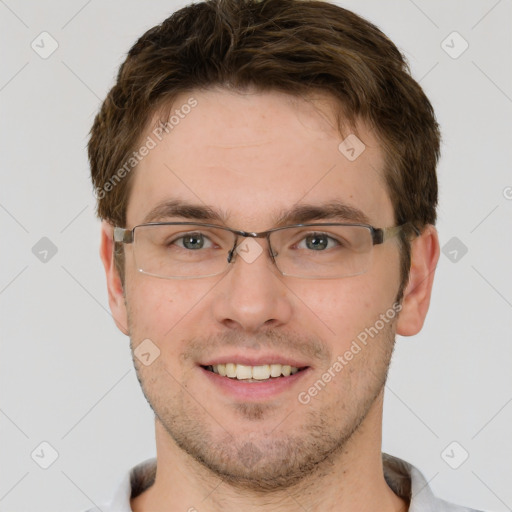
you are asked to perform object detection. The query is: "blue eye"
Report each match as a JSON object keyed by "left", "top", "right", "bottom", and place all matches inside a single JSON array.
[
  {"left": 173, "top": 232, "right": 213, "bottom": 250},
  {"left": 299, "top": 233, "right": 339, "bottom": 251}
]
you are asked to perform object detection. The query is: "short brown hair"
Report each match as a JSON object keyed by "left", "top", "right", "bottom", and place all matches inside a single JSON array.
[{"left": 88, "top": 0, "right": 440, "bottom": 296}]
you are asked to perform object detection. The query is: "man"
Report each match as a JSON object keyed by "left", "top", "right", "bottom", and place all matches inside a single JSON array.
[{"left": 87, "top": 0, "right": 481, "bottom": 510}]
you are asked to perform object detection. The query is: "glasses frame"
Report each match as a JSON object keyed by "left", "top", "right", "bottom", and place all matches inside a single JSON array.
[{"left": 113, "top": 221, "right": 419, "bottom": 279}]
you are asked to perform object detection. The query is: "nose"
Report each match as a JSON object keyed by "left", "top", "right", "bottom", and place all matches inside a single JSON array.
[{"left": 212, "top": 238, "right": 294, "bottom": 332}]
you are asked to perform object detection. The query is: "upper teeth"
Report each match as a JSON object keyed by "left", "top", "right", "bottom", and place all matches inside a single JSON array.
[{"left": 209, "top": 363, "right": 300, "bottom": 380}]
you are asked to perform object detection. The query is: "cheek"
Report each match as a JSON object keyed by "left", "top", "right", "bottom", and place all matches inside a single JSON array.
[
  {"left": 124, "top": 271, "right": 220, "bottom": 356},
  {"left": 290, "top": 276, "right": 398, "bottom": 351},
  {"left": 124, "top": 273, "right": 186, "bottom": 341}
]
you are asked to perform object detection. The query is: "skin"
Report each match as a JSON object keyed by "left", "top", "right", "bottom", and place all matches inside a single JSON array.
[{"left": 100, "top": 88, "right": 439, "bottom": 512}]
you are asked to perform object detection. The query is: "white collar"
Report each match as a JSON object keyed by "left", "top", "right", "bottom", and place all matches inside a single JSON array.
[{"left": 87, "top": 453, "right": 479, "bottom": 512}]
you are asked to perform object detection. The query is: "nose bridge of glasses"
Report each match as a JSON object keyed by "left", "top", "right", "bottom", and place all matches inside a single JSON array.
[{"left": 227, "top": 230, "right": 275, "bottom": 264}]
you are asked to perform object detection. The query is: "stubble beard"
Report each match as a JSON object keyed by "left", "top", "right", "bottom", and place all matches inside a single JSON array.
[{"left": 129, "top": 322, "right": 396, "bottom": 493}]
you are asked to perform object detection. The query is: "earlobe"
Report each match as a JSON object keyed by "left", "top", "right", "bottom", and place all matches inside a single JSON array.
[
  {"left": 99, "top": 221, "right": 129, "bottom": 335},
  {"left": 396, "top": 225, "right": 440, "bottom": 337}
]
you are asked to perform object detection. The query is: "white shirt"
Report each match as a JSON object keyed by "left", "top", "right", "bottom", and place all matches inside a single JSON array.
[{"left": 84, "top": 453, "right": 482, "bottom": 511}]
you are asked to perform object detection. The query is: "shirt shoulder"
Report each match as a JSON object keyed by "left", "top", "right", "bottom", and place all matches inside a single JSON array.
[
  {"left": 79, "top": 458, "right": 156, "bottom": 512},
  {"left": 383, "top": 453, "right": 484, "bottom": 512},
  {"left": 435, "top": 498, "right": 485, "bottom": 512}
]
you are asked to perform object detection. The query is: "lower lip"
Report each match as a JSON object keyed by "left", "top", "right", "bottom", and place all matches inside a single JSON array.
[{"left": 199, "top": 366, "right": 311, "bottom": 401}]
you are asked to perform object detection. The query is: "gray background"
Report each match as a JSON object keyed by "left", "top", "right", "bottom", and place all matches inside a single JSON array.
[{"left": 1, "top": 0, "right": 511, "bottom": 510}]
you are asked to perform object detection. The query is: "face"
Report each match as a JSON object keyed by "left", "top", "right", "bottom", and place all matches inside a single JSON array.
[{"left": 106, "top": 88, "right": 408, "bottom": 490}]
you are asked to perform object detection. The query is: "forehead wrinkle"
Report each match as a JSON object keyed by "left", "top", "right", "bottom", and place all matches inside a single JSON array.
[{"left": 206, "top": 140, "right": 273, "bottom": 149}]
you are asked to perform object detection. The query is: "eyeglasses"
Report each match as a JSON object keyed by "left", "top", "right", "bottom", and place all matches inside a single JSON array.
[{"left": 113, "top": 222, "right": 418, "bottom": 280}]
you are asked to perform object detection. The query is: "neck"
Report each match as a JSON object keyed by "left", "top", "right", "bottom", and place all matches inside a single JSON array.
[{"left": 131, "top": 394, "right": 408, "bottom": 512}]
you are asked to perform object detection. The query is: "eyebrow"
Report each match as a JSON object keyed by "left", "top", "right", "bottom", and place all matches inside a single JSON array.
[
  {"left": 143, "top": 199, "right": 228, "bottom": 224},
  {"left": 274, "top": 201, "right": 371, "bottom": 226},
  {"left": 141, "top": 199, "right": 370, "bottom": 226}
]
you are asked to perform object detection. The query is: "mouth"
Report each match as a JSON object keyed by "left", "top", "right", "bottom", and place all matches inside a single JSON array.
[
  {"left": 202, "top": 363, "right": 308, "bottom": 382},
  {"left": 198, "top": 355, "right": 312, "bottom": 401}
]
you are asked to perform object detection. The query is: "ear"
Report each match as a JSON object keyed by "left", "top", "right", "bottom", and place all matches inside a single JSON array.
[
  {"left": 99, "top": 221, "right": 129, "bottom": 335},
  {"left": 396, "top": 225, "right": 440, "bottom": 336}
]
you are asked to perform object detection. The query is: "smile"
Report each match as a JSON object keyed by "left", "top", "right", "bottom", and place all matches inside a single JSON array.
[{"left": 203, "top": 363, "right": 306, "bottom": 381}]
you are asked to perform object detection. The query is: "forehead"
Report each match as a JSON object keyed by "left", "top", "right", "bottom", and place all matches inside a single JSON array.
[{"left": 126, "top": 88, "right": 394, "bottom": 229}]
